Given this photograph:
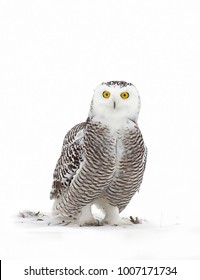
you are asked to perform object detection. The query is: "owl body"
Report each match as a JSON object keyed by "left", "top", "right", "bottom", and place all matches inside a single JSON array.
[{"left": 50, "top": 81, "right": 147, "bottom": 226}]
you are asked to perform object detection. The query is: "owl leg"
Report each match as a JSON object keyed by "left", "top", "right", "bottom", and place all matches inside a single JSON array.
[
  {"left": 77, "top": 203, "right": 102, "bottom": 226},
  {"left": 103, "top": 204, "right": 133, "bottom": 226}
]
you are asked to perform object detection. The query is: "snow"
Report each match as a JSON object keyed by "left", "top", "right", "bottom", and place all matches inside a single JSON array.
[
  {"left": 1, "top": 0, "right": 200, "bottom": 261},
  {"left": 1, "top": 215, "right": 200, "bottom": 260}
]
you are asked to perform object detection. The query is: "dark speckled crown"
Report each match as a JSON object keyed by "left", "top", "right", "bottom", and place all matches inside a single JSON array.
[{"left": 102, "top": 81, "right": 133, "bottom": 88}]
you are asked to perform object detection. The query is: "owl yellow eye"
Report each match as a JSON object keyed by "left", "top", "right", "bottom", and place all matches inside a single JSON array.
[
  {"left": 103, "top": 91, "right": 111, "bottom": 98},
  {"left": 120, "top": 92, "right": 129, "bottom": 99}
]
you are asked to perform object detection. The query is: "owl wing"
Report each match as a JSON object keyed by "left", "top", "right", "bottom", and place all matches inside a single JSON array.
[
  {"left": 143, "top": 144, "right": 148, "bottom": 173},
  {"left": 50, "top": 122, "right": 86, "bottom": 200},
  {"left": 104, "top": 123, "right": 148, "bottom": 213},
  {"left": 118, "top": 127, "right": 148, "bottom": 212}
]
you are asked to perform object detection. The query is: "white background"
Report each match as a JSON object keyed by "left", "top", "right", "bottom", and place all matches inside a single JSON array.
[{"left": 0, "top": 0, "right": 200, "bottom": 260}]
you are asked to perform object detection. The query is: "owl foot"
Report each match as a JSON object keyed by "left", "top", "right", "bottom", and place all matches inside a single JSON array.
[
  {"left": 77, "top": 203, "right": 104, "bottom": 226},
  {"left": 118, "top": 218, "right": 133, "bottom": 226},
  {"left": 102, "top": 217, "right": 131, "bottom": 226},
  {"left": 130, "top": 216, "right": 142, "bottom": 224},
  {"left": 104, "top": 216, "right": 142, "bottom": 226}
]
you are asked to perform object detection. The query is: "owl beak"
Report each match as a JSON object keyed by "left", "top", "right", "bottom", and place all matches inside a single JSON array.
[{"left": 113, "top": 101, "right": 116, "bottom": 109}]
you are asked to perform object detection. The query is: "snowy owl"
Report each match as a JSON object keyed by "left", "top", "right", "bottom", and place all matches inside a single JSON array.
[{"left": 50, "top": 81, "right": 147, "bottom": 226}]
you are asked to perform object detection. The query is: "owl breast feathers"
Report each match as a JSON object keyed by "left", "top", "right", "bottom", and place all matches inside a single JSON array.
[{"left": 50, "top": 81, "right": 147, "bottom": 226}]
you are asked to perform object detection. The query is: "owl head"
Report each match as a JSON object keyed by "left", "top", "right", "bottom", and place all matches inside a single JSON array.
[{"left": 89, "top": 81, "right": 141, "bottom": 126}]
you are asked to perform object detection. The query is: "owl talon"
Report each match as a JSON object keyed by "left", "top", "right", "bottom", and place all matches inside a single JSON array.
[
  {"left": 103, "top": 217, "right": 133, "bottom": 226},
  {"left": 130, "top": 216, "right": 141, "bottom": 224}
]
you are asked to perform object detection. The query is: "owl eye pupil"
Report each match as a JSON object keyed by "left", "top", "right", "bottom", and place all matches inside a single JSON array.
[
  {"left": 121, "top": 92, "right": 129, "bottom": 99},
  {"left": 103, "top": 91, "right": 111, "bottom": 98}
]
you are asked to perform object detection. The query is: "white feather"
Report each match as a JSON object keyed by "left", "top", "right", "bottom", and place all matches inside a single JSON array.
[{"left": 89, "top": 83, "right": 141, "bottom": 131}]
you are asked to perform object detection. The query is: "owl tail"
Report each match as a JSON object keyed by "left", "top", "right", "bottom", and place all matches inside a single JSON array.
[{"left": 18, "top": 210, "right": 71, "bottom": 226}]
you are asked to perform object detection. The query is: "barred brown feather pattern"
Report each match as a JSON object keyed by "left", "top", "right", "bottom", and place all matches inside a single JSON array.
[
  {"left": 104, "top": 124, "right": 147, "bottom": 212},
  {"left": 53, "top": 118, "right": 117, "bottom": 218},
  {"left": 50, "top": 122, "right": 86, "bottom": 199},
  {"left": 50, "top": 118, "right": 147, "bottom": 220}
]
